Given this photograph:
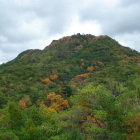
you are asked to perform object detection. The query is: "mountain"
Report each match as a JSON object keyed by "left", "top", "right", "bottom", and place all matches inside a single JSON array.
[{"left": 0, "top": 33, "right": 140, "bottom": 140}]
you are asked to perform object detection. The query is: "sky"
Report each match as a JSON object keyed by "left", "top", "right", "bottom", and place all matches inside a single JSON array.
[{"left": 0, "top": 0, "right": 140, "bottom": 64}]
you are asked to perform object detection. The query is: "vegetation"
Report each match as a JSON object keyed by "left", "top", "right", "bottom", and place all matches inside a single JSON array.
[{"left": 0, "top": 33, "right": 140, "bottom": 139}]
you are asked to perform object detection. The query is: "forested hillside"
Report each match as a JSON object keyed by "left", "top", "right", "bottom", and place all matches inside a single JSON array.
[{"left": 0, "top": 33, "right": 140, "bottom": 140}]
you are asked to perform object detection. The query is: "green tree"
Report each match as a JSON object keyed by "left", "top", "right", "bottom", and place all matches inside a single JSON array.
[{"left": 8, "top": 102, "right": 23, "bottom": 130}]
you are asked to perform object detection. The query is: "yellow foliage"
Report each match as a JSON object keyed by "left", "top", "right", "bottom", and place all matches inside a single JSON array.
[
  {"left": 97, "top": 61, "right": 104, "bottom": 67},
  {"left": 76, "top": 73, "right": 92, "bottom": 78},
  {"left": 39, "top": 101, "right": 56, "bottom": 115},
  {"left": 95, "top": 66, "right": 99, "bottom": 69},
  {"left": 86, "top": 116, "right": 95, "bottom": 121},
  {"left": 47, "top": 92, "right": 61, "bottom": 102},
  {"left": 85, "top": 116, "right": 105, "bottom": 127},
  {"left": 41, "top": 78, "right": 52, "bottom": 84},
  {"left": 122, "top": 60, "right": 128, "bottom": 62},
  {"left": 47, "top": 107, "right": 57, "bottom": 113},
  {"left": 50, "top": 74, "right": 58, "bottom": 80},
  {"left": 87, "top": 66, "right": 95, "bottom": 71}
]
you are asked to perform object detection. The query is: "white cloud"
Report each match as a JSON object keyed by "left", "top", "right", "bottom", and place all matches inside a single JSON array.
[{"left": 65, "top": 16, "right": 102, "bottom": 35}]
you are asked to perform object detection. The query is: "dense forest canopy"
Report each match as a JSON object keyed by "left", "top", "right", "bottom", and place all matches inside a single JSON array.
[{"left": 0, "top": 33, "right": 140, "bottom": 140}]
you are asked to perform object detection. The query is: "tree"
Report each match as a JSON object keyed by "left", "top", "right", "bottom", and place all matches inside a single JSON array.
[
  {"left": 41, "top": 78, "right": 52, "bottom": 84},
  {"left": 46, "top": 92, "right": 69, "bottom": 112},
  {"left": 19, "top": 95, "right": 31, "bottom": 109},
  {"left": 70, "top": 84, "right": 129, "bottom": 139},
  {"left": 87, "top": 66, "right": 95, "bottom": 71},
  {"left": 8, "top": 102, "right": 23, "bottom": 130},
  {"left": 0, "top": 92, "right": 7, "bottom": 109}
]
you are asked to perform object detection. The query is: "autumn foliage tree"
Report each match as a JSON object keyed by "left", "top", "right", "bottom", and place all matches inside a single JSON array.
[
  {"left": 41, "top": 78, "right": 52, "bottom": 84},
  {"left": 87, "top": 66, "right": 95, "bottom": 71},
  {"left": 46, "top": 92, "right": 69, "bottom": 112},
  {"left": 19, "top": 95, "right": 31, "bottom": 109},
  {"left": 49, "top": 74, "right": 58, "bottom": 80}
]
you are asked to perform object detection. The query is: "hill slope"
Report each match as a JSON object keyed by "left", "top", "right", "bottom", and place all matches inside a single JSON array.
[
  {"left": 0, "top": 34, "right": 139, "bottom": 95},
  {"left": 0, "top": 33, "right": 140, "bottom": 139}
]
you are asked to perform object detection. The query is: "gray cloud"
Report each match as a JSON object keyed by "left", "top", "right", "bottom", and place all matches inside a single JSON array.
[
  {"left": 0, "top": 0, "right": 140, "bottom": 64},
  {"left": 78, "top": 0, "right": 140, "bottom": 52},
  {"left": 79, "top": 0, "right": 140, "bottom": 36},
  {"left": 103, "top": 5, "right": 140, "bottom": 35},
  {"left": 114, "top": 32, "right": 140, "bottom": 52}
]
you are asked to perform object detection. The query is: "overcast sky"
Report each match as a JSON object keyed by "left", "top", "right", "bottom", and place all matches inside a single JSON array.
[{"left": 0, "top": 0, "right": 140, "bottom": 64}]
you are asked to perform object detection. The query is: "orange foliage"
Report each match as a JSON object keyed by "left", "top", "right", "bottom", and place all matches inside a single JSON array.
[
  {"left": 20, "top": 54, "right": 28, "bottom": 59},
  {"left": 19, "top": 100, "right": 27, "bottom": 109},
  {"left": 9, "top": 83, "right": 13, "bottom": 87},
  {"left": 75, "top": 45, "right": 84, "bottom": 51},
  {"left": 0, "top": 87, "right": 7, "bottom": 91},
  {"left": 19, "top": 95, "right": 31, "bottom": 109},
  {"left": 92, "top": 61, "right": 104, "bottom": 67},
  {"left": 48, "top": 36, "right": 81, "bottom": 48},
  {"left": 129, "top": 56, "right": 140, "bottom": 64},
  {"left": 117, "top": 55, "right": 140, "bottom": 66},
  {"left": 20, "top": 50, "right": 35, "bottom": 59},
  {"left": 126, "top": 113, "right": 140, "bottom": 139},
  {"left": 80, "top": 62, "right": 85, "bottom": 67},
  {"left": 117, "top": 54, "right": 128, "bottom": 58},
  {"left": 46, "top": 92, "right": 69, "bottom": 112},
  {"left": 71, "top": 73, "right": 93, "bottom": 83}
]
